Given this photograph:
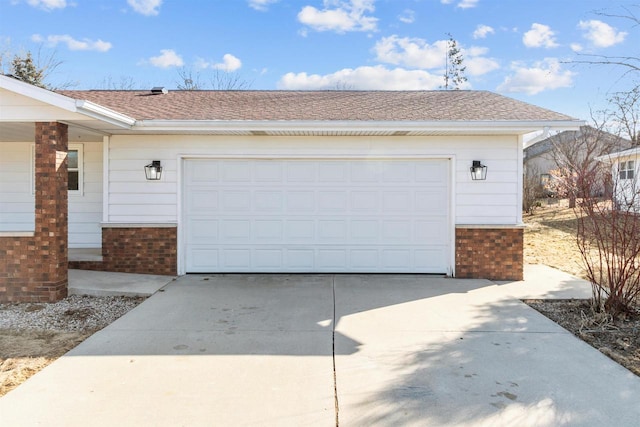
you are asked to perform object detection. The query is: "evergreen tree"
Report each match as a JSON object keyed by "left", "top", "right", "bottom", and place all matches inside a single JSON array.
[
  {"left": 442, "top": 34, "right": 467, "bottom": 90},
  {"left": 10, "top": 52, "right": 45, "bottom": 88}
]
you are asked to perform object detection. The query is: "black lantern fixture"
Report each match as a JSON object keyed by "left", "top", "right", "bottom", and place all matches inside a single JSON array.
[
  {"left": 470, "top": 160, "right": 487, "bottom": 181},
  {"left": 144, "top": 160, "right": 163, "bottom": 180}
]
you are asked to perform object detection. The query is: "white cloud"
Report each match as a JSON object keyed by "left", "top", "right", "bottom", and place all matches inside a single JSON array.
[
  {"left": 457, "top": 0, "right": 478, "bottom": 8},
  {"left": 278, "top": 65, "right": 443, "bottom": 90},
  {"left": 248, "top": 0, "right": 279, "bottom": 11},
  {"left": 570, "top": 43, "right": 583, "bottom": 52},
  {"left": 578, "top": 20, "right": 627, "bottom": 48},
  {"left": 441, "top": 0, "right": 478, "bottom": 8},
  {"left": 473, "top": 24, "right": 494, "bottom": 39},
  {"left": 297, "top": 0, "right": 378, "bottom": 33},
  {"left": 497, "top": 58, "right": 575, "bottom": 95},
  {"left": 374, "top": 35, "right": 448, "bottom": 69},
  {"left": 149, "top": 49, "right": 183, "bottom": 68},
  {"left": 31, "top": 34, "right": 112, "bottom": 52},
  {"left": 26, "top": 0, "right": 67, "bottom": 10},
  {"left": 398, "top": 9, "right": 415, "bottom": 24},
  {"left": 465, "top": 56, "right": 500, "bottom": 76},
  {"left": 374, "top": 35, "right": 498, "bottom": 76},
  {"left": 197, "top": 54, "right": 243, "bottom": 72},
  {"left": 128, "top": 0, "right": 162, "bottom": 16},
  {"left": 523, "top": 23, "right": 559, "bottom": 48}
]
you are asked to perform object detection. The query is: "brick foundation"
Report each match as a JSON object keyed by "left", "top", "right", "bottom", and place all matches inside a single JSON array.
[
  {"left": 69, "top": 227, "right": 177, "bottom": 276},
  {"left": 455, "top": 227, "right": 523, "bottom": 281},
  {"left": 0, "top": 122, "right": 68, "bottom": 302}
]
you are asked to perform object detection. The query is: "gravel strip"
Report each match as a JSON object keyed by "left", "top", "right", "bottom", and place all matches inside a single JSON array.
[{"left": 0, "top": 295, "right": 145, "bottom": 333}]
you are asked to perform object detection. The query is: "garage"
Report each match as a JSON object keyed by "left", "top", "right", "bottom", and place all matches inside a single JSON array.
[{"left": 183, "top": 157, "right": 451, "bottom": 273}]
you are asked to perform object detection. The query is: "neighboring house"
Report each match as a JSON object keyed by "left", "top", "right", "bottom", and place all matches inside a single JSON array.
[
  {"left": 0, "top": 75, "right": 583, "bottom": 302},
  {"left": 598, "top": 146, "right": 640, "bottom": 212},
  {"left": 523, "top": 126, "right": 631, "bottom": 195}
]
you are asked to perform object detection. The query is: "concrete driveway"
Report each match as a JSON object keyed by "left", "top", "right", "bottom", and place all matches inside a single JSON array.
[{"left": 1, "top": 265, "right": 639, "bottom": 426}]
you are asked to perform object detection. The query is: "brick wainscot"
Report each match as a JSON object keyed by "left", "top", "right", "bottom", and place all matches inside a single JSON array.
[
  {"left": 69, "top": 225, "right": 177, "bottom": 276},
  {"left": 455, "top": 226, "right": 524, "bottom": 281}
]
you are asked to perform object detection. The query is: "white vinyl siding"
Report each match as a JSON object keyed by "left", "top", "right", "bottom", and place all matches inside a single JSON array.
[
  {"left": 0, "top": 142, "right": 34, "bottom": 232},
  {"left": 0, "top": 140, "right": 103, "bottom": 247},
  {"left": 105, "top": 134, "right": 522, "bottom": 226}
]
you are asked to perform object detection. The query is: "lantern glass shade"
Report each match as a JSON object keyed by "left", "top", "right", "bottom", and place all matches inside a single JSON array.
[
  {"left": 470, "top": 160, "right": 487, "bottom": 181},
  {"left": 144, "top": 160, "right": 162, "bottom": 180}
]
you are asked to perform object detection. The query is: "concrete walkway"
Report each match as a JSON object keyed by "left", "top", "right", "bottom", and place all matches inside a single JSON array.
[
  {"left": 1, "top": 265, "right": 639, "bottom": 426},
  {"left": 68, "top": 269, "right": 175, "bottom": 297}
]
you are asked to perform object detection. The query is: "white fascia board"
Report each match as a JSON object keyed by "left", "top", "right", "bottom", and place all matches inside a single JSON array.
[
  {"left": 0, "top": 74, "right": 77, "bottom": 112},
  {"left": 75, "top": 100, "right": 136, "bottom": 128},
  {"left": 133, "top": 119, "right": 585, "bottom": 134},
  {"left": 0, "top": 75, "right": 135, "bottom": 129},
  {"left": 597, "top": 147, "right": 640, "bottom": 163}
]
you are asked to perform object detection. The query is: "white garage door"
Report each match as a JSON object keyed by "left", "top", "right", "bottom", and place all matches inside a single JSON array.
[{"left": 183, "top": 158, "right": 451, "bottom": 273}]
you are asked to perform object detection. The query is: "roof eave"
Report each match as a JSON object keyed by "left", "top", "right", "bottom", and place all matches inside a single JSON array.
[
  {"left": 597, "top": 146, "right": 640, "bottom": 163},
  {"left": 132, "top": 119, "right": 585, "bottom": 135},
  {"left": 0, "top": 74, "right": 77, "bottom": 112},
  {"left": 75, "top": 100, "right": 136, "bottom": 128}
]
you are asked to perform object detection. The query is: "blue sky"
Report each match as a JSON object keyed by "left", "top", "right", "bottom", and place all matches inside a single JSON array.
[{"left": 0, "top": 0, "right": 638, "bottom": 121}]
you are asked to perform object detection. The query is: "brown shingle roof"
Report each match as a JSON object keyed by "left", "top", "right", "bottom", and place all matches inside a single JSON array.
[{"left": 58, "top": 90, "right": 576, "bottom": 122}]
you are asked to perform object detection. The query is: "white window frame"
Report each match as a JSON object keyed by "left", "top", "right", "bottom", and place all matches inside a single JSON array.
[
  {"left": 619, "top": 160, "right": 635, "bottom": 180},
  {"left": 31, "top": 143, "right": 84, "bottom": 195},
  {"left": 68, "top": 144, "right": 84, "bottom": 195}
]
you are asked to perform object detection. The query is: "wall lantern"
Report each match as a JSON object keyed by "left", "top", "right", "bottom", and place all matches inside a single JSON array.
[
  {"left": 144, "top": 160, "right": 163, "bottom": 180},
  {"left": 470, "top": 160, "right": 487, "bottom": 181}
]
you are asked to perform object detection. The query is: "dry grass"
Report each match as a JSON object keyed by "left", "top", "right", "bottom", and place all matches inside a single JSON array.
[
  {"left": 523, "top": 199, "right": 588, "bottom": 279},
  {"left": 0, "top": 330, "right": 90, "bottom": 396}
]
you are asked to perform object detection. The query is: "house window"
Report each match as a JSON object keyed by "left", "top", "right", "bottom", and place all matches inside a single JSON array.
[
  {"left": 31, "top": 144, "right": 83, "bottom": 194},
  {"left": 619, "top": 160, "right": 635, "bottom": 180},
  {"left": 68, "top": 148, "right": 81, "bottom": 192}
]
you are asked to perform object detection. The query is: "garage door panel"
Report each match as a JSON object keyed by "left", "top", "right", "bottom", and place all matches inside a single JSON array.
[
  {"left": 318, "top": 191, "right": 348, "bottom": 212},
  {"left": 255, "top": 249, "right": 283, "bottom": 268},
  {"left": 189, "top": 161, "right": 219, "bottom": 182},
  {"left": 189, "top": 249, "right": 219, "bottom": 270},
  {"left": 221, "top": 191, "right": 251, "bottom": 211},
  {"left": 286, "top": 249, "right": 315, "bottom": 269},
  {"left": 415, "top": 248, "right": 448, "bottom": 269},
  {"left": 350, "top": 249, "right": 378, "bottom": 268},
  {"left": 382, "top": 249, "right": 412, "bottom": 269},
  {"left": 222, "top": 248, "right": 252, "bottom": 268},
  {"left": 319, "top": 162, "right": 348, "bottom": 181},
  {"left": 254, "top": 162, "right": 283, "bottom": 181},
  {"left": 415, "top": 161, "right": 447, "bottom": 183},
  {"left": 382, "top": 162, "right": 412, "bottom": 182},
  {"left": 287, "top": 162, "right": 316, "bottom": 182},
  {"left": 318, "top": 220, "right": 347, "bottom": 241},
  {"left": 416, "top": 190, "right": 447, "bottom": 212},
  {"left": 351, "top": 163, "right": 380, "bottom": 182},
  {"left": 287, "top": 191, "right": 315, "bottom": 212},
  {"left": 221, "top": 220, "right": 251, "bottom": 241},
  {"left": 382, "top": 191, "right": 411, "bottom": 212},
  {"left": 350, "top": 220, "right": 379, "bottom": 241},
  {"left": 184, "top": 159, "right": 451, "bottom": 273},
  {"left": 221, "top": 161, "right": 251, "bottom": 182},
  {"left": 351, "top": 191, "right": 378, "bottom": 211},
  {"left": 415, "top": 219, "right": 448, "bottom": 242},
  {"left": 188, "top": 219, "right": 219, "bottom": 242},
  {"left": 254, "top": 191, "right": 283, "bottom": 211},
  {"left": 188, "top": 190, "right": 219, "bottom": 212}
]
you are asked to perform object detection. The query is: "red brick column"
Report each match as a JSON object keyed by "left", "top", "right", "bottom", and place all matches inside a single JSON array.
[
  {"left": 0, "top": 122, "right": 68, "bottom": 302},
  {"left": 455, "top": 227, "right": 523, "bottom": 281}
]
